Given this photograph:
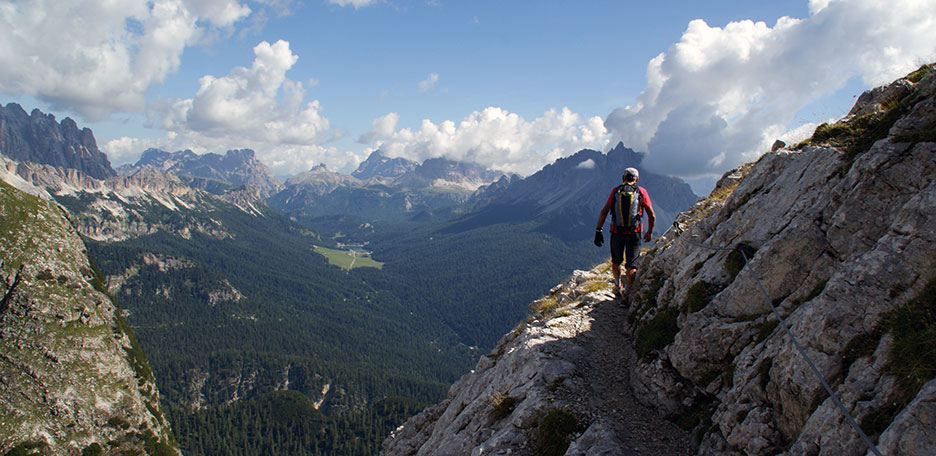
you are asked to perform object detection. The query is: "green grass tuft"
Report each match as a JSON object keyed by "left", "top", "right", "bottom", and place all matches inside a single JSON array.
[
  {"left": 884, "top": 274, "right": 936, "bottom": 400},
  {"left": 905, "top": 63, "right": 933, "bottom": 83},
  {"left": 629, "top": 274, "right": 665, "bottom": 325},
  {"left": 535, "top": 409, "right": 581, "bottom": 456},
  {"left": 725, "top": 242, "right": 757, "bottom": 282},
  {"left": 682, "top": 280, "right": 720, "bottom": 314},
  {"left": 490, "top": 392, "right": 518, "bottom": 421},
  {"left": 635, "top": 307, "right": 679, "bottom": 359}
]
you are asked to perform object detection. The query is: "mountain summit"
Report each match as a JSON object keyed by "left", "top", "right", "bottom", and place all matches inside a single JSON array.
[
  {"left": 460, "top": 143, "right": 697, "bottom": 241},
  {"left": 123, "top": 147, "right": 283, "bottom": 197},
  {"left": 0, "top": 103, "right": 114, "bottom": 179}
]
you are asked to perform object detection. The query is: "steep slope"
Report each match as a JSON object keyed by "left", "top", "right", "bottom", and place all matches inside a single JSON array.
[
  {"left": 383, "top": 64, "right": 936, "bottom": 455},
  {"left": 0, "top": 103, "right": 114, "bottom": 179},
  {"left": 626, "top": 63, "right": 936, "bottom": 455},
  {"left": 382, "top": 268, "right": 693, "bottom": 456},
  {"left": 0, "top": 180, "right": 178, "bottom": 455},
  {"left": 2, "top": 155, "right": 260, "bottom": 242}
]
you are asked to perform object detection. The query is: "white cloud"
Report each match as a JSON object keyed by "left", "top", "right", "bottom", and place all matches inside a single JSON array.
[
  {"left": 149, "top": 40, "right": 331, "bottom": 144},
  {"left": 360, "top": 107, "right": 609, "bottom": 176},
  {"left": 135, "top": 39, "right": 343, "bottom": 176},
  {"left": 605, "top": 0, "right": 936, "bottom": 180},
  {"left": 358, "top": 112, "right": 400, "bottom": 143},
  {"left": 327, "top": 0, "right": 378, "bottom": 9},
  {"left": 0, "top": 0, "right": 250, "bottom": 120},
  {"left": 419, "top": 73, "right": 440, "bottom": 92},
  {"left": 576, "top": 159, "right": 596, "bottom": 170}
]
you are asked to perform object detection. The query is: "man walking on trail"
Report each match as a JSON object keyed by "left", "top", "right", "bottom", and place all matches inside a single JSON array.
[{"left": 594, "top": 167, "right": 655, "bottom": 298}]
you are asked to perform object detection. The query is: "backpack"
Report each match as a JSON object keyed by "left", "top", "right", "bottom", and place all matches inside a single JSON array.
[{"left": 611, "top": 184, "right": 642, "bottom": 232}]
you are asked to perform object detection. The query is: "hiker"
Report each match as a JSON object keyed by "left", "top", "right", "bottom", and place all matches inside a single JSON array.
[{"left": 594, "top": 167, "right": 655, "bottom": 297}]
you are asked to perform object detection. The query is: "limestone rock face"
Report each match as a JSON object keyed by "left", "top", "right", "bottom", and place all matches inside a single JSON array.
[
  {"left": 0, "top": 180, "right": 179, "bottom": 455},
  {"left": 382, "top": 268, "right": 693, "bottom": 456},
  {"left": 1, "top": 155, "right": 266, "bottom": 242},
  {"left": 627, "top": 66, "right": 936, "bottom": 455},
  {"left": 0, "top": 103, "right": 114, "bottom": 180},
  {"left": 123, "top": 148, "right": 284, "bottom": 198}
]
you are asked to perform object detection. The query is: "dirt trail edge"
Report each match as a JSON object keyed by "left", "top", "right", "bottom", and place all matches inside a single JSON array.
[{"left": 557, "top": 290, "right": 694, "bottom": 456}]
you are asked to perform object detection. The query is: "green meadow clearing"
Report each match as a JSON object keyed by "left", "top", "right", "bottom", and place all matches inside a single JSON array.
[{"left": 313, "top": 246, "right": 384, "bottom": 270}]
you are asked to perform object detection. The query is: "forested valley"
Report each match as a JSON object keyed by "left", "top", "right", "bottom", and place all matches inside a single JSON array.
[{"left": 87, "top": 201, "right": 605, "bottom": 454}]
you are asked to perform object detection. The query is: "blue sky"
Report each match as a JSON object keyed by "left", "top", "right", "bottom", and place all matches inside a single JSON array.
[{"left": 1, "top": 0, "right": 934, "bottom": 194}]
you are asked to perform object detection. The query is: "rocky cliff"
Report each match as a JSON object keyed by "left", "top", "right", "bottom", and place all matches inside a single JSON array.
[
  {"left": 0, "top": 180, "right": 179, "bottom": 455},
  {"left": 382, "top": 64, "right": 936, "bottom": 455},
  {"left": 124, "top": 148, "right": 283, "bottom": 198},
  {"left": 1, "top": 155, "right": 268, "bottom": 242},
  {"left": 0, "top": 103, "right": 114, "bottom": 180}
]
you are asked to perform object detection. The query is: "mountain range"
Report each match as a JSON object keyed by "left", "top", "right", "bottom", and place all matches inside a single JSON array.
[
  {"left": 382, "top": 63, "right": 936, "bottom": 456},
  {"left": 0, "top": 99, "right": 699, "bottom": 455}
]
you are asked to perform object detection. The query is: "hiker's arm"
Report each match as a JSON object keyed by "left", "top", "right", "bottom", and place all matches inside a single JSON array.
[
  {"left": 596, "top": 203, "right": 611, "bottom": 231},
  {"left": 643, "top": 204, "right": 656, "bottom": 242}
]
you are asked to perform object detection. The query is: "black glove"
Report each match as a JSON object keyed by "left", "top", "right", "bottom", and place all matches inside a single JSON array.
[{"left": 594, "top": 229, "right": 603, "bottom": 247}]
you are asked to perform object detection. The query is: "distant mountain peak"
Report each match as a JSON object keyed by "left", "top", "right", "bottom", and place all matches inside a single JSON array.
[
  {"left": 0, "top": 103, "right": 115, "bottom": 179},
  {"left": 125, "top": 147, "right": 282, "bottom": 197},
  {"left": 351, "top": 150, "right": 418, "bottom": 180}
]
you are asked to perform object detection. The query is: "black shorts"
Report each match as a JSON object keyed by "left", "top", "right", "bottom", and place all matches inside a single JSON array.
[{"left": 610, "top": 232, "right": 641, "bottom": 268}]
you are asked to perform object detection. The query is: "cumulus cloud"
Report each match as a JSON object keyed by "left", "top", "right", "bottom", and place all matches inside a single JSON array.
[
  {"left": 419, "top": 73, "right": 440, "bottom": 92},
  {"left": 358, "top": 107, "right": 609, "bottom": 175},
  {"left": 358, "top": 112, "right": 400, "bottom": 143},
  {"left": 605, "top": 0, "right": 936, "bottom": 180},
  {"left": 134, "top": 39, "right": 342, "bottom": 176},
  {"left": 0, "top": 0, "right": 250, "bottom": 120},
  {"left": 148, "top": 40, "right": 331, "bottom": 143},
  {"left": 576, "top": 159, "right": 596, "bottom": 170}
]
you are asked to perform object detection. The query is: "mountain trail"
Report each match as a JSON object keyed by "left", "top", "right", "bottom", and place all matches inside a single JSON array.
[{"left": 559, "top": 295, "right": 694, "bottom": 455}]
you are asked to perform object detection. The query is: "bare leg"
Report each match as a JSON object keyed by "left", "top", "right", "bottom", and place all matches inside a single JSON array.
[{"left": 624, "top": 267, "right": 637, "bottom": 286}]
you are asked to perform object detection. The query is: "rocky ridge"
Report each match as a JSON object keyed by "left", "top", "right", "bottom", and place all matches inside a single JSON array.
[
  {"left": 0, "top": 103, "right": 114, "bottom": 180},
  {"left": 0, "top": 180, "right": 178, "bottom": 455},
  {"left": 1, "top": 155, "right": 267, "bottom": 242},
  {"left": 381, "top": 267, "right": 693, "bottom": 456},
  {"left": 124, "top": 148, "right": 283, "bottom": 198},
  {"left": 382, "top": 65, "right": 936, "bottom": 455},
  {"left": 464, "top": 143, "right": 698, "bottom": 242},
  {"left": 629, "top": 64, "right": 936, "bottom": 455}
]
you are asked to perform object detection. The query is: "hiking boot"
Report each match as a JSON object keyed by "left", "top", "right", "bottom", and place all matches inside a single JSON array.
[
  {"left": 612, "top": 283, "right": 622, "bottom": 297},
  {"left": 623, "top": 284, "right": 632, "bottom": 297}
]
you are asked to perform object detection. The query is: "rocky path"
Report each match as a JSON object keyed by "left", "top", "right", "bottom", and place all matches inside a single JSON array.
[
  {"left": 560, "top": 293, "right": 694, "bottom": 455},
  {"left": 380, "top": 271, "right": 697, "bottom": 456}
]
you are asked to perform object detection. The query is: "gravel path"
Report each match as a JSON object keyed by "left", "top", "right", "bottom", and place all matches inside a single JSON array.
[{"left": 557, "top": 294, "right": 695, "bottom": 455}]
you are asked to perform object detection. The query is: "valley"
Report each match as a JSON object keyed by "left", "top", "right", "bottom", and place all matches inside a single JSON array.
[
  {"left": 313, "top": 245, "right": 383, "bottom": 270},
  {"left": 1, "top": 103, "right": 696, "bottom": 454}
]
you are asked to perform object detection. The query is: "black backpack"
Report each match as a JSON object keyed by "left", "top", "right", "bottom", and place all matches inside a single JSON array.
[{"left": 611, "top": 184, "right": 642, "bottom": 232}]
